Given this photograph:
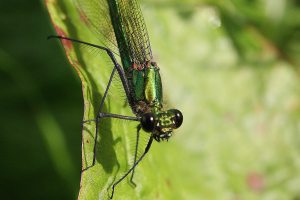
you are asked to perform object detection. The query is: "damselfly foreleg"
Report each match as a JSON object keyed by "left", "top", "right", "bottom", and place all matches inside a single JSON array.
[
  {"left": 110, "top": 136, "right": 154, "bottom": 199},
  {"left": 130, "top": 125, "right": 142, "bottom": 186},
  {"left": 48, "top": 36, "right": 137, "bottom": 171}
]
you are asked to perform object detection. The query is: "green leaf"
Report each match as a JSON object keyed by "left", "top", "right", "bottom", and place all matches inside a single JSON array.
[
  {"left": 45, "top": 0, "right": 186, "bottom": 199},
  {"left": 45, "top": 0, "right": 300, "bottom": 200}
]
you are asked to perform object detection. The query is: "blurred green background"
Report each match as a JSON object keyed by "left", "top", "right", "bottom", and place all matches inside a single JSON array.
[
  {"left": 0, "top": 1, "right": 82, "bottom": 199},
  {"left": 1, "top": 0, "right": 300, "bottom": 199}
]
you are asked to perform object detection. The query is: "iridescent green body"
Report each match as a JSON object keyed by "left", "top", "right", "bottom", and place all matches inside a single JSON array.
[
  {"left": 106, "top": 0, "right": 182, "bottom": 141},
  {"left": 108, "top": 0, "right": 163, "bottom": 114},
  {"left": 76, "top": 0, "right": 182, "bottom": 141}
]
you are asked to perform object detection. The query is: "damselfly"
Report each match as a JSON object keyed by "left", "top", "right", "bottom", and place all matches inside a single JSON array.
[{"left": 49, "top": 0, "right": 183, "bottom": 198}]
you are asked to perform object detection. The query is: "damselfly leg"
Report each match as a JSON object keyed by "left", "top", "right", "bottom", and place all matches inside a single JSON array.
[
  {"left": 130, "top": 125, "right": 142, "bottom": 186},
  {"left": 110, "top": 136, "right": 153, "bottom": 199},
  {"left": 49, "top": 36, "right": 152, "bottom": 198}
]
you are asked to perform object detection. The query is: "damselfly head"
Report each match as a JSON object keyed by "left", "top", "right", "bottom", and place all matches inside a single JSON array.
[{"left": 140, "top": 109, "right": 183, "bottom": 141}]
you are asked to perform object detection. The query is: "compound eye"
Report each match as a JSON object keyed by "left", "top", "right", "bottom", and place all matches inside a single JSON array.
[
  {"left": 170, "top": 109, "right": 183, "bottom": 128},
  {"left": 141, "top": 113, "right": 156, "bottom": 132}
]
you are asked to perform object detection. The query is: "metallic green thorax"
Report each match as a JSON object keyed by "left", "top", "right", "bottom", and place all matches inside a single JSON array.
[
  {"left": 133, "top": 64, "right": 163, "bottom": 105},
  {"left": 108, "top": 0, "right": 163, "bottom": 113},
  {"left": 143, "top": 66, "right": 163, "bottom": 105}
]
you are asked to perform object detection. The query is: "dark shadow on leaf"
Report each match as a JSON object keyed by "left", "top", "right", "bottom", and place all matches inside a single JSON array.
[{"left": 59, "top": 0, "right": 120, "bottom": 177}]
